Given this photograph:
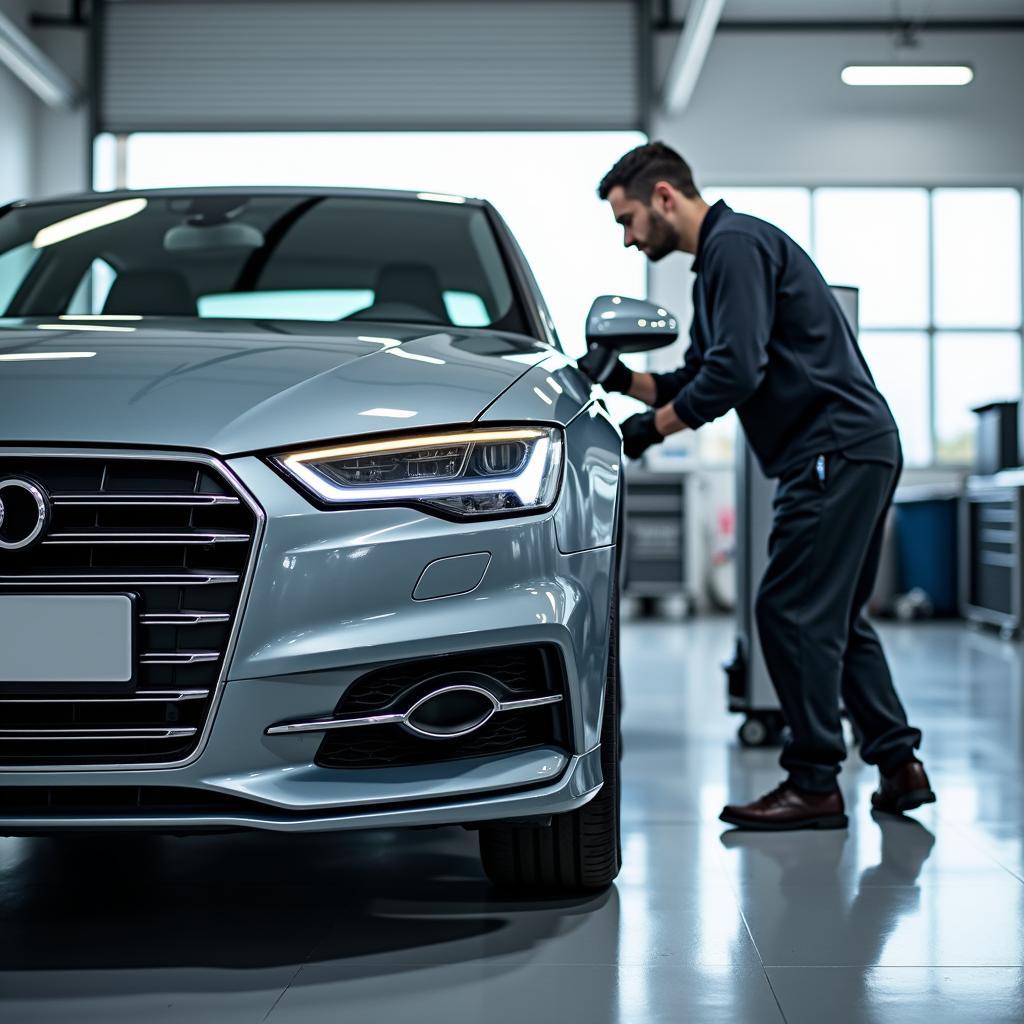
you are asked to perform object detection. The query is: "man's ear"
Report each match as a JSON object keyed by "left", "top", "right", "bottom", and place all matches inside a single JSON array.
[{"left": 651, "top": 181, "right": 675, "bottom": 212}]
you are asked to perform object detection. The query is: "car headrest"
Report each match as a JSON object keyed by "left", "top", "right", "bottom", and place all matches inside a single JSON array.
[
  {"left": 372, "top": 262, "right": 448, "bottom": 322},
  {"left": 102, "top": 270, "right": 196, "bottom": 316}
]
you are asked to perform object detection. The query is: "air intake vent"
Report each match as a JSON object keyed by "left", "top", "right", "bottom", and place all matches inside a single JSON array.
[
  {"left": 315, "top": 645, "right": 569, "bottom": 769},
  {"left": 0, "top": 453, "right": 259, "bottom": 767}
]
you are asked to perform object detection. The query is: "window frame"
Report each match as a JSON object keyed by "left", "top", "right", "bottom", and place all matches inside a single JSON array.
[{"left": 695, "top": 184, "right": 1024, "bottom": 470}]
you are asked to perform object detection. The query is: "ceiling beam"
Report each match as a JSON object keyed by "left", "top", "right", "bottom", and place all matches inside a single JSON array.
[
  {"left": 0, "top": 8, "right": 78, "bottom": 108},
  {"left": 661, "top": 0, "right": 726, "bottom": 114}
]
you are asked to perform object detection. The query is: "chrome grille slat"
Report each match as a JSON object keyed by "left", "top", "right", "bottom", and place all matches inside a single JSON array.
[
  {"left": 0, "top": 690, "right": 210, "bottom": 704},
  {"left": 0, "top": 451, "right": 260, "bottom": 768},
  {"left": 139, "top": 612, "right": 231, "bottom": 626},
  {"left": 139, "top": 651, "right": 220, "bottom": 665},
  {"left": 51, "top": 494, "right": 240, "bottom": 507},
  {"left": 0, "top": 728, "right": 198, "bottom": 740},
  {"left": 0, "top": 572, "right": 240, "bottom": 586},
  {"left": 43, "top": 530, "right": 251, "bottom": 545}
]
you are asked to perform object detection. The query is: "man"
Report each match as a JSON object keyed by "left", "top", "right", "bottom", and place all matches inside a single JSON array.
[{"left": 583, "top": 142, "right": 933, "bottom": 831}]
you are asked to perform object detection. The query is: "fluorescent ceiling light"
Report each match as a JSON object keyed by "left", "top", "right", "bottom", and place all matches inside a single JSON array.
[
  {"left": 33, "top": 198, "right": 148, "bottom": 249},
  {"left": 0, "top": 9, "right": 78, "bottom": 108},
  {"left": 841, "top": 65, "right": 973, "bottom": 87},
  {"left": 0, "top": 351, "right": 96, "bottom": 361}
]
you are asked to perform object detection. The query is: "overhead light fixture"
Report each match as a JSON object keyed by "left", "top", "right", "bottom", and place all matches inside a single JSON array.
[
  {"left": 0, "top": 9, "right": 78, "bottom": 108},
  {"left": 33, "top": 198, "right": 148, "bottom": 249},
  {"left": 841, "top": 65, "right": 973, "bottom": 87}
]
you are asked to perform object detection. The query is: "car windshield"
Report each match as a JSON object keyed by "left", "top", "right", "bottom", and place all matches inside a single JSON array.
[{"left": 0, "top": 193, "right": 529, "bottom": 333}]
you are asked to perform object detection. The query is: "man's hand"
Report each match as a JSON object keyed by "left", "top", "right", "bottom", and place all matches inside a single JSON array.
[
  {"left": 577, "top": 345, "right": 633, "bottom": 393},
  {"left": 620, "top": 410, "right": 663, "bottom": 459}
]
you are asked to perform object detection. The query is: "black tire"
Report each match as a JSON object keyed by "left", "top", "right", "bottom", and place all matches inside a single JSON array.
[{"left": 479, "top": 565, "right": 622, "bottom": 893}]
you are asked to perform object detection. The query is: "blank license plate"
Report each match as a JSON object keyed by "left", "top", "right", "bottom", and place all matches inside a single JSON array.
[{"left": 0, "top": 594, "right": 134, "bottom": 684}]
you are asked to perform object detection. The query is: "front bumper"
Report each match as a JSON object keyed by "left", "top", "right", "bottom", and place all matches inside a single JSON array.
[{"left": 1, "top": 457, "right": 615, "bottom": 830}]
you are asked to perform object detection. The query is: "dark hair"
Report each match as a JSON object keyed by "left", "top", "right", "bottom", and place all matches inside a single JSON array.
[{"left": 597, "top": 141, "right": 700, "bottom": 202}]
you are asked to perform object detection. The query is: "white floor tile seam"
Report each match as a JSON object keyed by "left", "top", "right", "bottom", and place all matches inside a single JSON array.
[{"left": 941, "top": 819, "right": 1024, "bottom": 885}]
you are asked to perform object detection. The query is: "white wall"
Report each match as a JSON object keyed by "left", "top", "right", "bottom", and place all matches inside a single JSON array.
[{"left": 0, "top": 0, "right": 88, "bottom": 204}]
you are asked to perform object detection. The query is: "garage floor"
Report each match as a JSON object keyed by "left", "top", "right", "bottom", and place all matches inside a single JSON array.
[{"left": 0, "top": 617, "right": 1022, "bottom": 1023}]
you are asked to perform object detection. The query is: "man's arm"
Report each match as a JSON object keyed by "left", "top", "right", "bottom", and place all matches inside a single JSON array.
[{"left": 669, "top": 233, "right": 776, "bottom": 431}]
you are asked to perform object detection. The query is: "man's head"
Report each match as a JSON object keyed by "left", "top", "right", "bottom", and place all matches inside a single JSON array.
[{"left": 597, "top": 142, "right": 707, "bottom": 260}]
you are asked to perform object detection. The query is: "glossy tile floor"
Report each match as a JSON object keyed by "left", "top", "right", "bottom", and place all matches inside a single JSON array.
[{"left": 1, "top": 617, "right": 1023, "bottom": 1022}]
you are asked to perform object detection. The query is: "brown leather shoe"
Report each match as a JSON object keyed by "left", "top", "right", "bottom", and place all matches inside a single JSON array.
[
  {"left": 872, "top": 760, "right": 936, "bottom": 814},
  {"left": 720, "top": 782, "right": 848, "bottom": 831}
]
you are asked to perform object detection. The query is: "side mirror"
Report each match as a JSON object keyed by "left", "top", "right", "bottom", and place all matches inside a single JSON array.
[{"left": 585, "top": 295, "right": 679, "bottom": 353}]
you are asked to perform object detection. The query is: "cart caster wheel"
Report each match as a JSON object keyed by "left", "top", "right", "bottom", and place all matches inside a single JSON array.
[
  {"left": 739, "top": 714, "right": 786, "bottom": 748},
  {"left": 739, "top": 717, "right": 770, "bottom": 748}
]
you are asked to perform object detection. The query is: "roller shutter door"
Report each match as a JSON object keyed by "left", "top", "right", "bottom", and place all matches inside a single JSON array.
[{"left": 98, "top": 0, "right": 642, "bottom": 132}]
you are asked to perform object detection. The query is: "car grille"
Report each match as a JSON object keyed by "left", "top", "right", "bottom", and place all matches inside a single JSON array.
[
  {"left": 0, "top": 454, "right": 259, "bottom": 767},
  {"left": 315, "top": 645, "right": 570, "bottom": 769}
]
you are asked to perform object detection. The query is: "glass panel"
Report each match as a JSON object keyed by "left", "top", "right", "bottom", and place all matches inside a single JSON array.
[
  {"left": 198, "top": 289, "right": 374, "bottom": 320},
  {"left": 935, "top": 332, "right": 1022, "bottom": 464},
  {"left": 699, "top": 409, "right": 739, "bottom": 465},
  {"left": 0, "top": 196, "right": 526, "bottom": 332},
  {"left": 933, "top": 189, "right": 1022, "bottom": 329},
  {"left": 443, "top": 291, "right": 490, "bottom": 327},
  {"left": 703, "top": 188, "right": 812, "bottom": 252},
  {"left": 0, "top": 243, "right": 40, "bottom": 315},
  {"left": 813, "top": 189, "right": 929, "bottom": 328},
  {"left": 859, "top": 332, "right": 932, "bottom": 466},
  {"left": 66, "top": 258, "right": 118, "bottom": 315}
]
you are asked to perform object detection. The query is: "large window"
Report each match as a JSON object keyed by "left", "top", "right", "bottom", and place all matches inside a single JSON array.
[{"left": 701, "top": 186, "right": 1024, "bottom": 467}]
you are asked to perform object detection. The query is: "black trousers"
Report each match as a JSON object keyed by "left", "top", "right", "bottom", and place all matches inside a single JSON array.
[{"left": 755, "top": 433, "right": 922, "bottom": 792}]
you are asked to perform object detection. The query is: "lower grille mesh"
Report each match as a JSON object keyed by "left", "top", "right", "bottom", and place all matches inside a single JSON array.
[
  {"left": 315, "top": 646, "right": 569, "bottom": 769},
  {"left": 0, "top": 454, "right": 258, "bottom": 766}
]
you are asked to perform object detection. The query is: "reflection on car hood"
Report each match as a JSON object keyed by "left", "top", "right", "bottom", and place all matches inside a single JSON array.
[{"left": 0, "top": 318, "right": 552, "bottom": 454}]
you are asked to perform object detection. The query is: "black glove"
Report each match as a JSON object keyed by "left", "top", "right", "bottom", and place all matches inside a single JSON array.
[
  {"left": 620, "top": 411, "right": 663, "bottom": 460},
  {"left": 577, "top": 345, "right": 633, "bottom": 393}
]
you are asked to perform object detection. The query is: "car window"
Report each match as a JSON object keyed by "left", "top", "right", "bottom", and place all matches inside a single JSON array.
[
  {"left": 66, "top": 258, "right": 118, "bottom": 314},
  {"left": 197, "top": 289, "right": 374, "bottom": 320},
  {"left": 0, "top": 195, "right": 532, "bottom": 336},
  {"left": 196, "top": 287, "right": 493, "bottom": 328},
  {"left": 0, "top": 242, "right": 41, "bottom": 314}
]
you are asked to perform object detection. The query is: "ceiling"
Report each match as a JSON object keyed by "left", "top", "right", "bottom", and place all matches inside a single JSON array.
[{"left": 668, "top": 0, "right": 1024, "bottom": 22}]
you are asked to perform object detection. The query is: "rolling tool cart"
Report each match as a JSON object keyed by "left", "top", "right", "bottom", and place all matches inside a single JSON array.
[
  {"left": 623, "top": 467, "right": 694, "bottom": 617},
  {"left": 724, "top": 286, "right": 860, "bottom": 747},
  {"left": 724, "top": 433, "right": 785, "bottom": 747},
  {"left": 963, "top": 471, "right": 1023, "bottom": 639}
]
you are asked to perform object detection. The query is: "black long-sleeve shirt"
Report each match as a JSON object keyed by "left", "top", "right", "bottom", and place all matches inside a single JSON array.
[{"left": 653, "top": 200, "right": 896, "bottom": 478}]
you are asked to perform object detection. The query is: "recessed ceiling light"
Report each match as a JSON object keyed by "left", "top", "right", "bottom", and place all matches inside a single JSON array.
[{"left": 841, "top": 65, "right": 973, "bottom": 87}]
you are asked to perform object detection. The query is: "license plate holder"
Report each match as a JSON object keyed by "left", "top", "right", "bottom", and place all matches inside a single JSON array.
[{"left": 0, "top": 593, "right": 137, "bottom": 693}]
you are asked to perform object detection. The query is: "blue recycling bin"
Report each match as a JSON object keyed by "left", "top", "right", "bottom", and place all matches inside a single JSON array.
[{"left": 893, "top": 486, "right": 960, "bottom": 615}]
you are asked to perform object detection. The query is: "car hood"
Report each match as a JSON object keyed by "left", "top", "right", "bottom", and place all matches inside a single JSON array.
[{"left": 0, "top": 318, "right": 552, "bottom": 454}]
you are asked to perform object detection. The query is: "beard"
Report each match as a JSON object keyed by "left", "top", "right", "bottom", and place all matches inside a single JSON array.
[{"left": 643, "top": 207, "right": 680, "bottom": 262}]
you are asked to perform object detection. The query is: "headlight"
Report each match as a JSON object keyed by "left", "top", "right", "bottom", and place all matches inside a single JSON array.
[{"left": 273, "top": 426, "right": 563, "bottom": 517}]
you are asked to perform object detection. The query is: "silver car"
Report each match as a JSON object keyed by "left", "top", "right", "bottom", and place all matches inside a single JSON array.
[{"left": 0, "top": 188, "right": 675, "bottom": 892}]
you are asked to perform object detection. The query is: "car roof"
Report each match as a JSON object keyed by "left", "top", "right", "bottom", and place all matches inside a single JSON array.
[{"left": 11, "top": 186, "right": 488, "bottom": 208}]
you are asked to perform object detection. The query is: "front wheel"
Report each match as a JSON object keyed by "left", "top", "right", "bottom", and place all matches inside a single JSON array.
[{"left": 479, "top": 564, "right": 621, "bottom": 893}]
